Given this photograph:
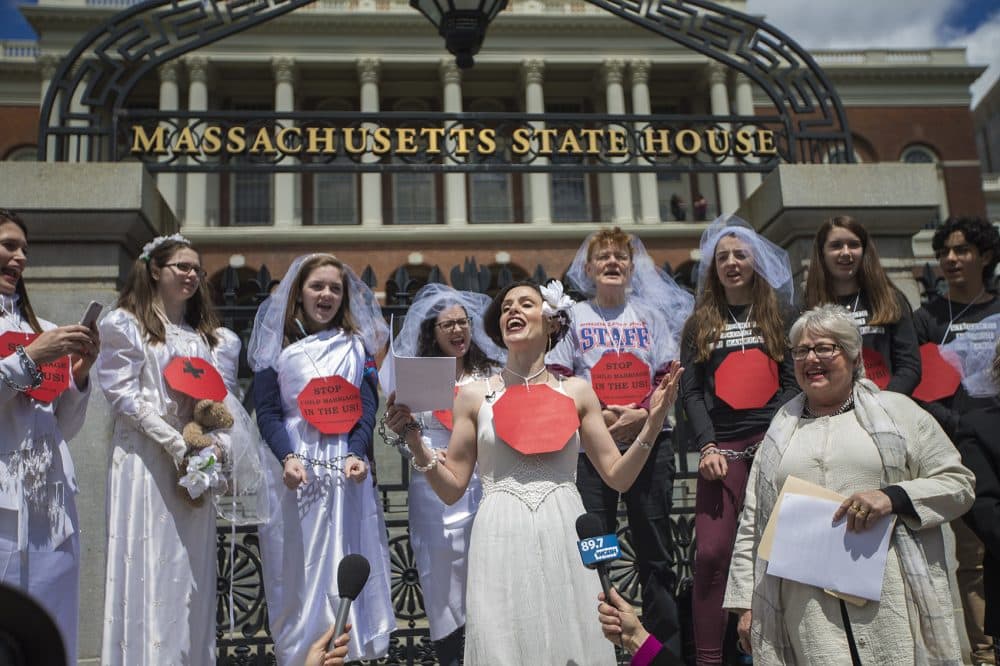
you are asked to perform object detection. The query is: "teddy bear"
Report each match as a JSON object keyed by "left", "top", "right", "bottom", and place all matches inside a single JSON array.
[
  {"left": 178, "top": 399, "right": 234, "bottom": 506},
  {"left": 182, "top": 399, "right": 234, "bottom": 450}
]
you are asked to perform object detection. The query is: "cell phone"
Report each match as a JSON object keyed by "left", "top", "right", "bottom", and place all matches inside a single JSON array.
[{"left": 79, "top": 301, "right": 103, "bottom": 328}]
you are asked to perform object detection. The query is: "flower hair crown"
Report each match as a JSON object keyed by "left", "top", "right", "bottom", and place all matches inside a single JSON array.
[{"left": 140, "top": 233, "right": 190, "bottom": 262}]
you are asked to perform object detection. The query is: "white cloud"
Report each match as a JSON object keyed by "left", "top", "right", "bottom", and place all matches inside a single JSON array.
[{"left": 745, "top": 0, "right": 999, "bottom": 107}]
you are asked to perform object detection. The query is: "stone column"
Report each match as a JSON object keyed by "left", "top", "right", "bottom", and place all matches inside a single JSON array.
[
  {"left": 358, "top": 58, "right": 382, "bottom": 228},
  {"left": 272, "top": 57, "right": 298, "bottom": 228},
  {"left": 630, "top": 59, "right": 659, "bottom": 224},
  {"left": 734, "top": 73, "right": 762, "bottom": 195},
  {"left": 157, "top": 61, "right": 180, "bottom": 217},
  {"left": 183, "top": 56, "right": 209, "bottom": 229},
  {"left": 708, "top": 62, "right": 740, "bottom": 214},
  {"left": 603, "top": 59, "right": 634, "bottom": 225},
  {"left": 38, "top": 54, "right": 60, "bottom": 161},
  {"left": 441, "top": 59, "right": 468, "bottom": 226},
  {"left": 522, "top": 59, "right": 551, "bottom": 225}
]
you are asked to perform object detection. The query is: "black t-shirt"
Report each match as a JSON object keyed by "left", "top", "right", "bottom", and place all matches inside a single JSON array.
[
  {"left": 680, "top": 304, "right": 798, "bottom": 447},
  {"left": 836, "top": 289, "right": 920, "bottom": 395},
  {"left": 913, "top": 293, "right": 1000, "bottom": 438}
]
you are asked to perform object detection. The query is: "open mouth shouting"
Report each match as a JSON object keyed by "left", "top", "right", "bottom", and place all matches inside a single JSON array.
[{"left": 0, "top": 266, "right": 20, "bottom": 290}]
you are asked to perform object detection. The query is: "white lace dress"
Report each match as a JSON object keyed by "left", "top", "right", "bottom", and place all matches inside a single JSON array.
[{"left": 464, "top": 384, "right": 615, "bottom": 665}]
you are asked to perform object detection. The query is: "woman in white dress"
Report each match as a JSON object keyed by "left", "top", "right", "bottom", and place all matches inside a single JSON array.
[
  {"left": 0, "top": 209, "right": 98, "bottom": 661},
  {"left": 387, "top": 280, "right": 684, "bottom": 665},
  {"left": 384, "top": 283, "right": 503, "bottom": 665},
  {"left": 248, "top": 254, "right": 394, "bottom": 664},
  {"left": 97, "top": 234, "right": 243, "bottom": 665}
]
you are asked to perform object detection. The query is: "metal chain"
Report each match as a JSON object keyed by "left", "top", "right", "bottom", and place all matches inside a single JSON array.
[
  {"left": 377, "top": 414, "right": 421, "bottom": 458},
  {"left": 297, "top": 454, "right": 358, "bottom": 473},
  {"left": 716, "top": 442, "right": 760, "bottom": 461}
]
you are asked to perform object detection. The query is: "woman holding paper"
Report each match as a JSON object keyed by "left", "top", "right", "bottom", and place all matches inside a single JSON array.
[
  {"left": 397, "top": 279, "right": 683, "bottom": 664},
  {"left": 0, "top": 209, "right": 97, "bottom": 660},
  {"left": 248, "top": 254, "right": 394, "bottom": 664},
  {"left": 383, "top": 283, "right": 503, "bottom": 665},
  {"left": 679, "top": 215, "right": 798, "bottom": 665},
  {"left": 97, "top": 233, "right": 261, "bottom": 665},
  {"left": 723, "top": 304, "right": 974, "bottom": 665}
]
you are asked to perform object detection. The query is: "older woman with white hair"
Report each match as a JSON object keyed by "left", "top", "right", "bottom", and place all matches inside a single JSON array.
[{"left": 724, "top": 304, "right": 974, "bottom": 665}]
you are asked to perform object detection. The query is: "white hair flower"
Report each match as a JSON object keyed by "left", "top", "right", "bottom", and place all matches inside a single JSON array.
[
  {"left": 539, "top": 280, "right": 575, "bottom": 317},
  {"left": 140, "top": 233, "right": 190, "bottom": 262}
]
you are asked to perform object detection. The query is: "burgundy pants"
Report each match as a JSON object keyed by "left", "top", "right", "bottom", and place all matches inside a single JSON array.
[{"left": 692, "top": 432, "right": 761, "bottom": 666}]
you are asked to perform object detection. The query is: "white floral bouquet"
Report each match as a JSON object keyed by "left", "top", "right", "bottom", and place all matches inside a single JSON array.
[{"left": 178, "top": 448, "right": 227, "bottom": 500}]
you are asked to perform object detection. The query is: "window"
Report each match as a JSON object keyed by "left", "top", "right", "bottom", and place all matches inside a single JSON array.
[
  {"left": 4, "top": 146, "right": 37, "bottom": 161},
  {"left": 468, "top": 98, "right": 514, "bottom": 223},
  {"left": 390, "top": 98, "right": 439, "bottom": 225},
  {"left": 900, "top": 144, "right": 938, "bottom": 164},
  {"left": 549, "top": 102, "right": 590, "bottom": 223},
  {"left": 228, "top": 103, "right": 273, "bottom": 226},
  {"left": 311, "top": 98, "right": 358, "bottom": 225}
]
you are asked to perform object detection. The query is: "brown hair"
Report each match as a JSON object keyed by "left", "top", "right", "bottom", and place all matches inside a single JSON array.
[
  {"left": 416, "top": 303, "right": 499, "bottom": 375},
  {"left": 281, "top": 254, "right": 358, "bottom": 347},
  {"left": 0, "top": 209, "right": 42, "bottom": 334},
  {"left": 804, "top": 216, "right": 902, "bottom": 325},
  {"left": 117, "top": 239, "right": 220, "bottom": 347},
  {"left": 682, "top": 233, "right": 787, "bottom": 363},
  {"left": 483, "top": 280, "right": 568, "bottom": 350},
  {"left": 586, "top": 226, "right": 633, "bottom": 262}
]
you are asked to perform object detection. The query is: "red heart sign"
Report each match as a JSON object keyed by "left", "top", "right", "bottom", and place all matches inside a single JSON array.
[
  {"left": 297, "top": 375, "right": 362, "bottom": 435},
  {"left": 590, "top": 352, "right": 651, "bottom": 406},
  {"left": 912, "top": 343, "right": 961, "bottom": 403},
  {"left": 861, "top": 347, "right": 890, "bottom": 389},
  {"left": 0, "top": 331, "right": 70, "bottom": 403},
  {"left": 492, "top": 384, "right": 580, "bottom": 455},
  {"left": 164, "top": 356, "right": 227, "bottom": 402},
  {"left": 714, "top": 348, "right": 779, "bottom": 410}
]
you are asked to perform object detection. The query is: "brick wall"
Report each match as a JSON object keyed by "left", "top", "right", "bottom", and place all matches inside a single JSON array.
[{"left": 0, "top": 105, "right": 39, "bottom": 159}]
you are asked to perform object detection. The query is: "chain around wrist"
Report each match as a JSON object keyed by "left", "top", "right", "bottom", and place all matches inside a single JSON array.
[{"left": 281, "top": 452, "right": 299, "bottom": 465}]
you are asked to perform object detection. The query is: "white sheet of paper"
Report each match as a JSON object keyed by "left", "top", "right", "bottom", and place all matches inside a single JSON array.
[
  {"left": 766, "top": 493, "right": 894, "bottom": 602},
  {"left": 376, "top": 315, "right": 457, "bottom": 413}
]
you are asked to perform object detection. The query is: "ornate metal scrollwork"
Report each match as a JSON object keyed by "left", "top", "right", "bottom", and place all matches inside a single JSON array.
[{"left": 39, "top": 0, "right": 852, "bottom": 173}]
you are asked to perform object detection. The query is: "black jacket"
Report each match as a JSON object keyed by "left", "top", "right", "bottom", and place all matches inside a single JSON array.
[{"left": 957, "top": 400, "right": 1000, "bottom": 636}]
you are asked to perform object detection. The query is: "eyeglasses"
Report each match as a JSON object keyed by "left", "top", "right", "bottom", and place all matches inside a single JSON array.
[
  {"left": 164, "top": 262, "right": 207, "bottom": 280},
  {"left": 790, "top": 343, "right": 842, "bottom": 361},
  {"left": 436, "top": 317, "right": 471, "bottom": 332}
]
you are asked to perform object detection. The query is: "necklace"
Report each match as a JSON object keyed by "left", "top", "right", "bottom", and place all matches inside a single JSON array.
[
  {"left": 803, "top": 393, "right": 854, "bottom": 419},
  {"left": 502, "top": 365, "right": 547, "bottom": 389},
  {"left": 726, "top": 304, "right": 754, "bottom": 353},
  {"left": 847, "top": 291, "right": 861, "bottom": 312},
  {"left": 942, "top": 288, "right": 987, "bottom": 344},
  {"left": 592, "top": 300, "right": 625, "bottom": 356}
]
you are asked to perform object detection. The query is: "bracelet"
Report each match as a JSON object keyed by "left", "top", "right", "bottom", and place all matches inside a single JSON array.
[
  {"left": 634, "top": 438, "right": 654, "bottom": 451},
  {"left": 1, "top": 345, "right": 44, "bottom": 393},
  {"left": 281, "top": 452, "right": 299, "bottom": 465},
  {"left": 410, "top": 450, "right": 439, "bottom": 473}
]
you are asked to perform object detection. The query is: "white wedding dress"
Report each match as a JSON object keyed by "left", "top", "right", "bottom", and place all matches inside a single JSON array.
[{"left": 464, "top": 383, "right": 615, "bottom": 665}]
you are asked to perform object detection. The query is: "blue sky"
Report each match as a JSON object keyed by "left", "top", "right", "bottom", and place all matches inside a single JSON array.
[{"left": 2, "top": 0, "right": 999, "bottom": 105}]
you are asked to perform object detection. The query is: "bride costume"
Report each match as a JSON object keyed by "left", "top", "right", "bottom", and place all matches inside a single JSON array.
[
  {"left": 247, "top": 254, "right": 394, "bottom": 664},
  {"left": 97, "top": 306, "right": 255, "bottom": 665},
  {"left": 464, "top": 375, "right": 616, "bottom": 665},
  {"left": 0, "top": 293, "right": 90, "bottom": 660},
  {"left": 392, "top": 284, "right": 504, "bottom": 648}
]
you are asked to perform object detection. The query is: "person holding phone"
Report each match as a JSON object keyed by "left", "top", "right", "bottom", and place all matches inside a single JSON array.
[{"left": 0, "top": 208, "right": 99, "bottom": 661}]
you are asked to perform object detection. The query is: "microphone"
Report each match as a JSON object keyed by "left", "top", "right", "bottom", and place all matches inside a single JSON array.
[
  {"left": 328, "top": 554, "right": 371, "bottom": 651},
  {"left": 575, "top": 512, "right": 621, "bottom": 599}
]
